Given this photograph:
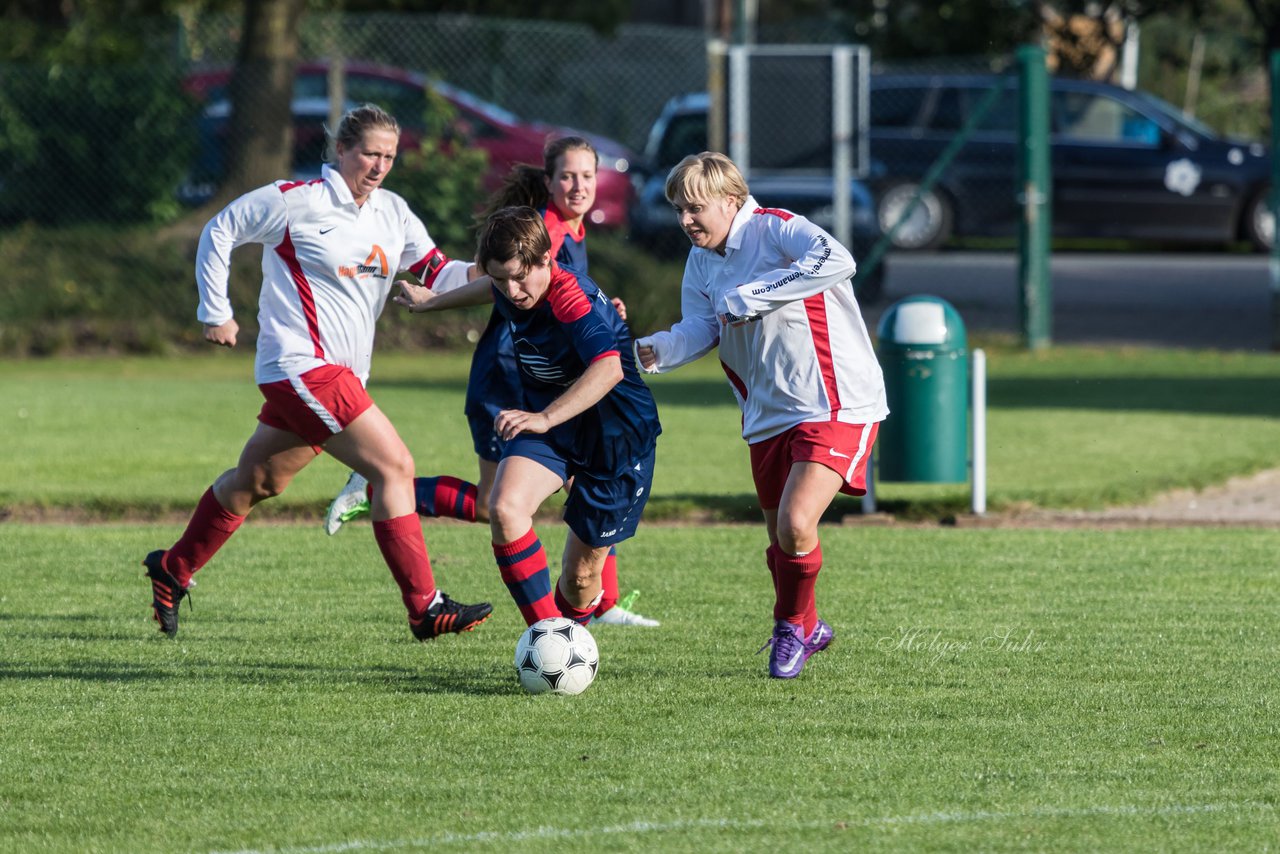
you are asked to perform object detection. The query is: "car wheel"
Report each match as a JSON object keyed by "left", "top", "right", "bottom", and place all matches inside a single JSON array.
[
  {"left": 876, "top": 182, "right": 953, "bottom": 251},
  {"left": 1243, "top": 185, "right": 1275, "bottom": 252}
]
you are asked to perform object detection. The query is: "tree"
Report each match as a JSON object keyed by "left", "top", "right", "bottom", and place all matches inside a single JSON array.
[{"left": 212, "top": 0, "right": 308, "bottom": 210}]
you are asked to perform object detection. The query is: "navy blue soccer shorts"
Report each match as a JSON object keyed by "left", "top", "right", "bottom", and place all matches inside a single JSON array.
[{"left": 503, "top": 434, "right": 656, "bottom": 548}]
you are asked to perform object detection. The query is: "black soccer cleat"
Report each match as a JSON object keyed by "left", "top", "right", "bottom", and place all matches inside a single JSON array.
[
  {"left": 409, "top": 592, "right": 493, "bottom": 641},
  {"left": 143, "top": 549, "right": 190, "bottom": 638}
]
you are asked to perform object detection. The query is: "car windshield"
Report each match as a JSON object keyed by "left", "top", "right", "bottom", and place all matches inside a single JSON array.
[{"left": 1132, "top": 90, "right": 1220, "bottom": 139}]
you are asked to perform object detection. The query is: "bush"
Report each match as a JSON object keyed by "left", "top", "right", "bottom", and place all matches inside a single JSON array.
[
  {"left": 383, "top": 87, "right": 488, "bottom": 259},
  {"left": 0, "top": 62, "right": 199, "bottom": 226}
]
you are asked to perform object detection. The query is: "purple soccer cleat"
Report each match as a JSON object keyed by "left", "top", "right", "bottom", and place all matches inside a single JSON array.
[
  {"left": 759, "top": 618, "right": 835, "bottom": 678},
  {"left": 805, "top": 619, "right": 835, "bottom": 655}
]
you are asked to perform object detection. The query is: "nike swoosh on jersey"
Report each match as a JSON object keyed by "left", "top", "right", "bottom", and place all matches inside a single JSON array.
[
  {"left": 829, "top": 447, "right": 851, "bottom": 460},
  {"left": 320, "top": 227, "right": 336, "bottom": 235}
]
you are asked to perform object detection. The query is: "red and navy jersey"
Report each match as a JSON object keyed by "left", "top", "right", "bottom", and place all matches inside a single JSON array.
[
  {"left": 491, "top": 264, "right": 660, "bottom": 476},
  {"left": 543, "top": 204, "right": 588, "bottom": 273}
]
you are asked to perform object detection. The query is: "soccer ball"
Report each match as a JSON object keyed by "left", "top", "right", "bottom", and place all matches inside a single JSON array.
[{"left": 514, "top": 617, "right": 599, "bottom": 695}]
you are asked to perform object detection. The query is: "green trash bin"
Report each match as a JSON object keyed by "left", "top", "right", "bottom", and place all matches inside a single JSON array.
[{"left": 876, "top": 296, "right": 969, "bottom": 482}]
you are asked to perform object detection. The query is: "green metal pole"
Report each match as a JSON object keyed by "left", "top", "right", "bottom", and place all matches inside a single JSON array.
[
  {"left": 1017, "top": 44, "right": 1052, "bottom": 351},
  {"left": 1270, "top": 49, "right": 1280, "bottom": 351}
]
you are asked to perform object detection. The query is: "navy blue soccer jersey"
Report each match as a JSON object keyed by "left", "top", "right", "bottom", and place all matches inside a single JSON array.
[
  {"left": 491, "top": 263, "right": 660, "bottom": 477},
  {"left": 462, "top": 205, "right": 589, "bottom": 459}
]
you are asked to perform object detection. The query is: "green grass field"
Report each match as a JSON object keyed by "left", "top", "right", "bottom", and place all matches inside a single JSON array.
[
  {"left": 2, "top": 348, "right": 1280, "bottom": 852},
  {"left": 2, "top": 524, "right": 1278, "bottom": 852},
  {"left": 5, "top": 345, "right": 1280, "bottom": 519}
]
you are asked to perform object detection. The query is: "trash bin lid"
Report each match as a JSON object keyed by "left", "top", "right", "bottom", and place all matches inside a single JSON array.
[{"left": 876, "top": 295, "right": 967, "bottom": 348}]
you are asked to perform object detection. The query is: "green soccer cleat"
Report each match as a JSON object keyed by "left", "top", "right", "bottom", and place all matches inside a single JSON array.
[
  {"left": 325, "top": 471, "right": 371, "bottom": 535},
  {"left": 591, "top": 590, "right": 660, "bottom": 627}
]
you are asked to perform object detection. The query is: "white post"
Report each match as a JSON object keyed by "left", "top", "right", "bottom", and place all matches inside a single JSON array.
[
  {"left": 1121, "top": 20, "right": 1140, "bottom": 91},
  {"left": 971, "top": 348, "right": 987, "bottom": 515}
]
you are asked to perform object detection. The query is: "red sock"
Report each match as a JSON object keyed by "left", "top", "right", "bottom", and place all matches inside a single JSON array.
[
  {"left": 493, "top": 529, "right": 559, "bottom": 626},
  {"left": 414, "top": 475, "right": 478, "bottom": 522},
  {"left": 765, "top": 545, "right": 779, "bottom": 598},
  {"left": 373, "top": 514, "right": 437, "bottom": 619},
  {"left": 593, "top": 546, "right": 620, "bottom": 617},
  {"left": 164, "top": 487, "right": 246, "bottom": 587},
  {"left": 554, "top": 583, "right": 599, "bottom": 626},
  {"left": 769, "top": 542, "right": 823, "bottom": 635}
]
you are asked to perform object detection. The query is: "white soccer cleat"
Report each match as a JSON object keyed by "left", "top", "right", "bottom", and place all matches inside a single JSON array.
[
  {"left": 325, "top": 471, "right": 370, "bottom": 535},
  {"left": 591, "top": 605, "right": 660, "bottom": 627}
]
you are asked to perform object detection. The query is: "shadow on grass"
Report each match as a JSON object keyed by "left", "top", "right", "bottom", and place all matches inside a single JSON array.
[
  {"left": 643, "top": 492, "right": 954, "bottom": 523},
  {"left": 990, "top": 377, "right": 1280, "bottom": 418},
  {"left": 0, "top": 644, "right": 515, "bottom": 695}
]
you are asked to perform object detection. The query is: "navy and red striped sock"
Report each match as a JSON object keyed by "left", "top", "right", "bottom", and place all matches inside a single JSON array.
[
  {"left": 414, "top": 475, "right": 478, "bottom": 523},
  {"left": 493, "top": 529, "right": 559, "bottom": 626},
  {"left": 555, "top": 584, "right": 600, "bottom": 626},
  {"left": 592, "top": 546, "right": 620, "bottom": 617}
]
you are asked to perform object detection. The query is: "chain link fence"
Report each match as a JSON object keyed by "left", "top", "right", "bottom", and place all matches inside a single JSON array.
[{"left": 0, "top": 12, "right": 1272, "bottom": 355}]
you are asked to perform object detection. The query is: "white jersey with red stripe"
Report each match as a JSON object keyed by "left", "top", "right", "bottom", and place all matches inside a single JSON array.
[
  {"left": 195, "top": 164, "right": 469, "bottom": 385},
  {"left": 636, "top": 196, "right": 887, "bottom": 443}
]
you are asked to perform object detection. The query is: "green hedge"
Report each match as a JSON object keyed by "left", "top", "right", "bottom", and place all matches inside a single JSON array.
[
  {"left": 0, "top": 63, "right": 199, "bottom": 225},
  {"left": 0, "top": 220, "right": 686, "bottom": 357}
]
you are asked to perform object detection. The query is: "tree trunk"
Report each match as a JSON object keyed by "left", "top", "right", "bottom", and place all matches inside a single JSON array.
[{"left": 211, "top": 0, "right": 308, "bottom": 209}]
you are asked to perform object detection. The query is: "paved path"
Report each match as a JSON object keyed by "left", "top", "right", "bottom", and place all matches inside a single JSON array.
[{"left": 867, "top": 251, "right": 1277, "bottom": 352}]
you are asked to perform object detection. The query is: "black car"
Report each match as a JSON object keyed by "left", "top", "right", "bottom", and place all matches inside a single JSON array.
[
  {"left": 870, "top": 73, "right": 1274, "bottom": 251},
  {"left": 629, "top": 92, "right": 888, "bottom": 303}
]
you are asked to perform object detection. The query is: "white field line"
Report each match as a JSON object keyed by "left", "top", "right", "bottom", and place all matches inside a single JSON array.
[{"left": 209, "top": 801, "right": 1274, "bottom": 854}]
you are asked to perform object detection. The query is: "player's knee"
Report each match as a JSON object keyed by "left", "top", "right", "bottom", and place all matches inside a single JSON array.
[
  {"left": 774, "top": 517, "right": 818, "bottom": 555},
  {"left": 368, "top": 447, "right": 415, "bottom": 490},
  {"left": 488, "top": 492, "right": 529, "bottom": 539},
  {"left": 251, "top": 472, "right": 289, "bottom": 503}
]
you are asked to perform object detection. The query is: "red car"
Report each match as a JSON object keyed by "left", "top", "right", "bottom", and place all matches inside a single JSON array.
[{"left": 183, "top": 61, "right": 637, "bottom": 229}]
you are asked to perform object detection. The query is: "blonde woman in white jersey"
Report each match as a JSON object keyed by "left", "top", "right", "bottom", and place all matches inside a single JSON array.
[
  {"left": 635, "top": 152, "right": 888, "bottom": 679},
  {"left": 140, "top": 104, "right": 492, "bottom": 642}
]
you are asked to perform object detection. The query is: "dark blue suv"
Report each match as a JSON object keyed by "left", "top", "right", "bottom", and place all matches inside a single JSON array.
[
  {"left": 870, "top": 73, "right": 1273, "bottom": 251},
  {"left": 629, "top": 92, "right": 887, "bottom": 303}
]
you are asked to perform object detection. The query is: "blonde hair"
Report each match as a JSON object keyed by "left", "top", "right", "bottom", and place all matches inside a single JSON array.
[{"left": 664, "top": 151, "right": 749, "bottom": 208}]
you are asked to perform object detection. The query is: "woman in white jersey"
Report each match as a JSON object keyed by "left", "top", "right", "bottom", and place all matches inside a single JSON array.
[
  {"left": 140, "top": 104, "right": 492, "bottom": 643},
  {"left": 634, "top": 152, "right": 888, "bottom": 679}
]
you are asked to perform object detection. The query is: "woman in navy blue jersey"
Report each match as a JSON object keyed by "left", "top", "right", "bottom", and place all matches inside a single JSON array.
[
  {"left": 326, "top": 137, "right": 659, "bottom": 627},
  {"left": 395, "top": 206, "right": 661, "bottom": 628}
]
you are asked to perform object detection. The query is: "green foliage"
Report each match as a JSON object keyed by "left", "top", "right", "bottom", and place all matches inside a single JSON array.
[
  {"left": 383, "top": 88, "right": 489, "bottom": 259},
  {"left": 0, "top": 62, "right": 200, "bottom": 225}
]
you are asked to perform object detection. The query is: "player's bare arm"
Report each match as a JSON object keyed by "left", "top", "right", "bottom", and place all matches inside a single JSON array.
[
  {"left": 394, "top": 272, "right": 495, "bottom": 313},
  {"left": 493, "top": 354, "right": 623, "bottom": 441}
]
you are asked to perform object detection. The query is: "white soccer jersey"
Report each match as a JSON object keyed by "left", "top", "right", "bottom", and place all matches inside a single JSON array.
[
  {"left": 637, "top": 196, "right": 887, "bottom": 443},
  {"left": 195, "top": 164, "right": 469, "bottom": 385}
]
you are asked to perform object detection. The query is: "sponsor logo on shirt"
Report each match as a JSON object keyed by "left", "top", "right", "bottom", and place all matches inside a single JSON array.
[
  {"left": 338, "top": 245, "right": 389, "bottom": 279},
  {"left": 749, "top": 235, "right": 831, "bottom": 296}
]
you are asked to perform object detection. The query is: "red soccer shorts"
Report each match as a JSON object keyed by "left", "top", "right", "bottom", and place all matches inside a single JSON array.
[
  {"left": 257, "top": 364, "right": 374, "bottom": 450},
  {"left": 749, "top": 421, "right": 879, "bottom": 510}
]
